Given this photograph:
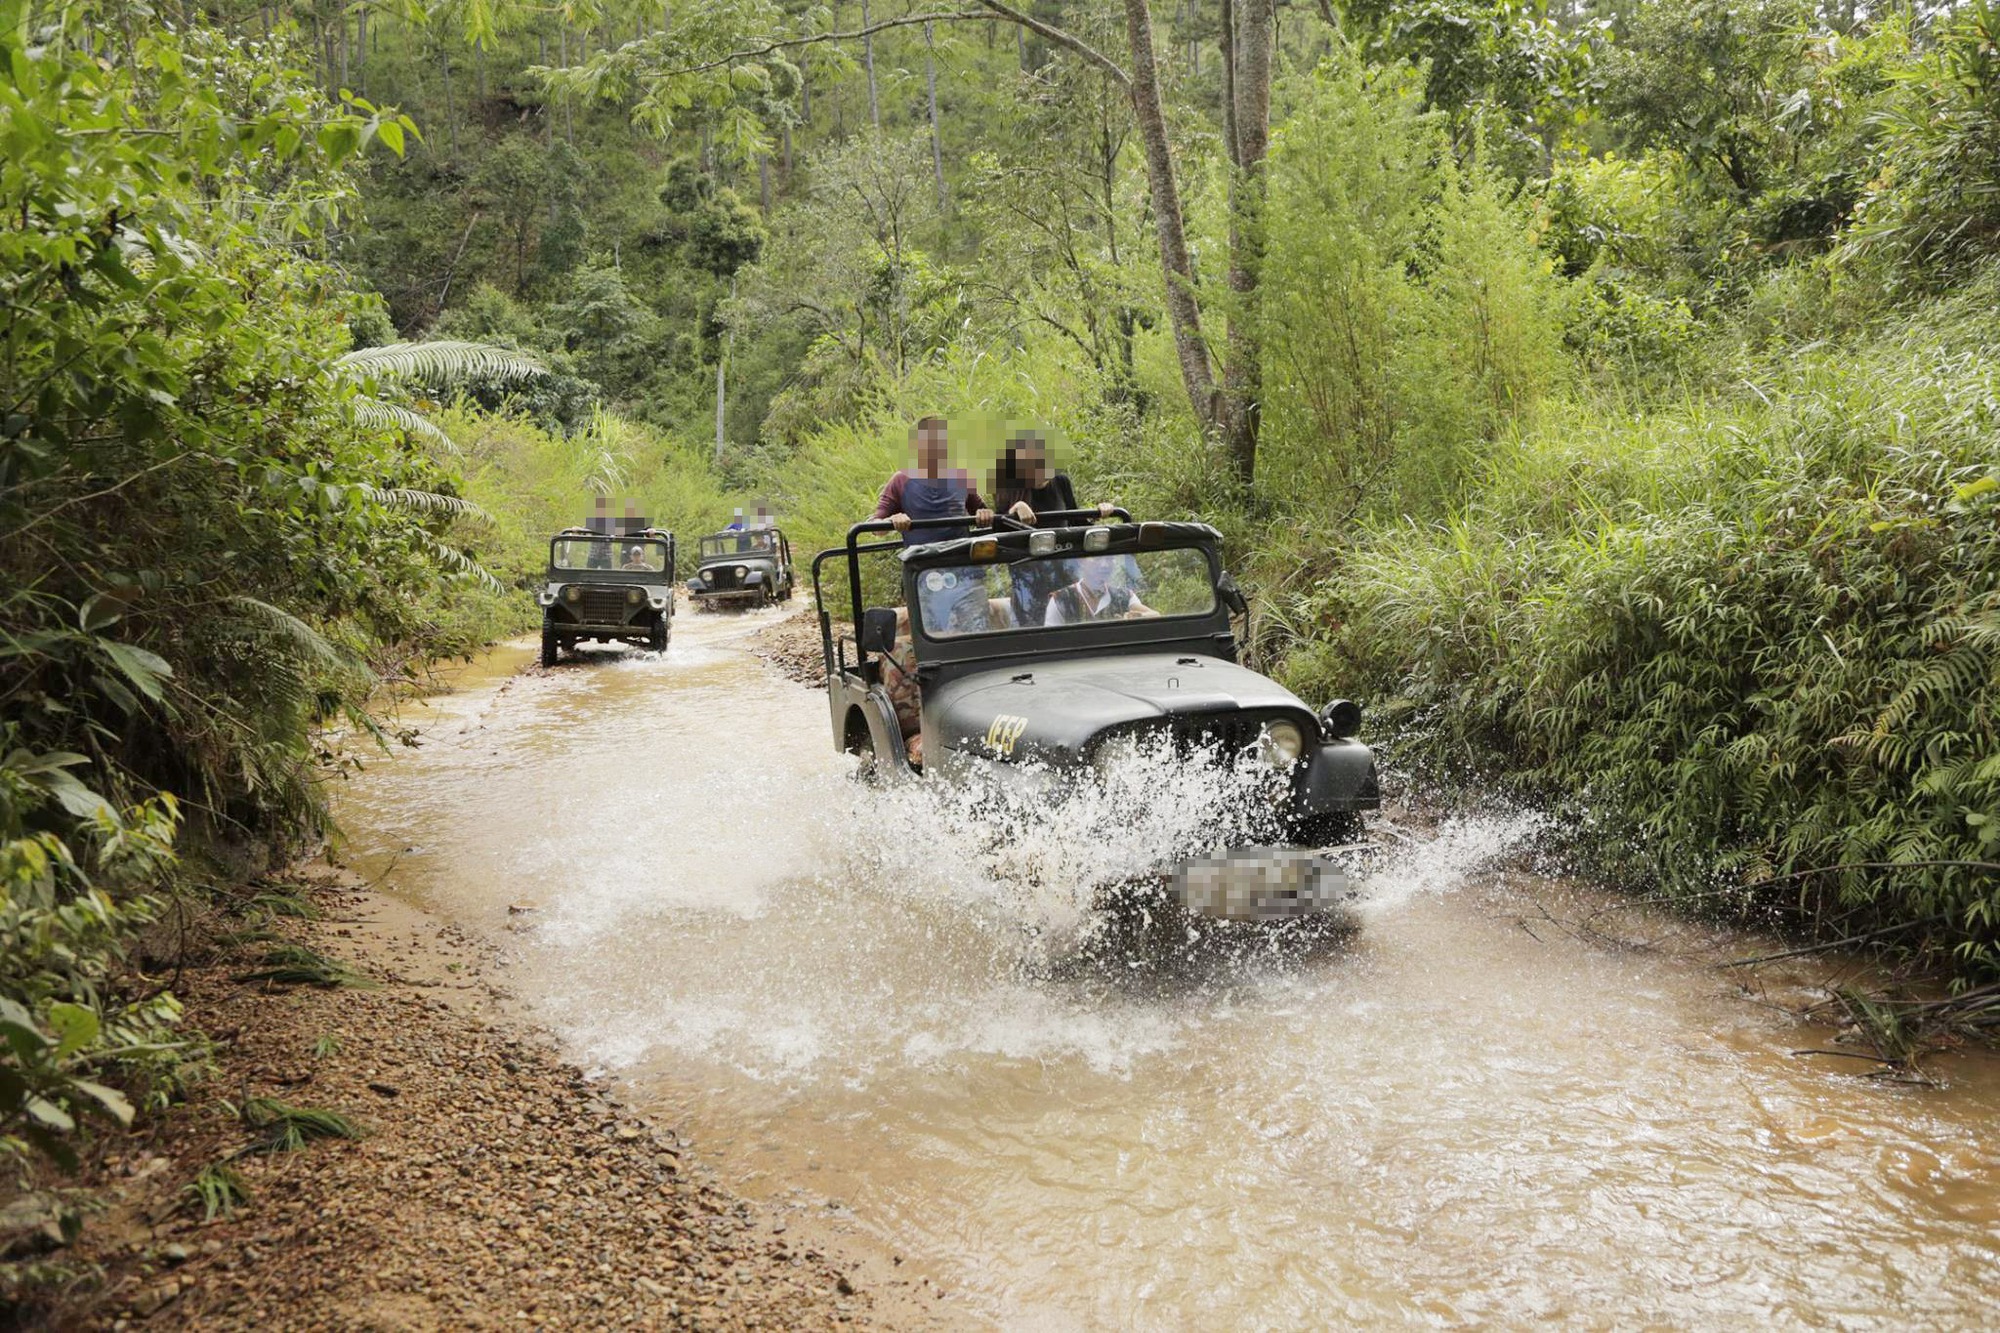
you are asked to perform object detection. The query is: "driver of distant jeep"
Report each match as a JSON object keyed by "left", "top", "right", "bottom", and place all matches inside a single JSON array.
[
  {"left": 1044, "top": 556, "right": 1155, "bottom": 625},
  {"left": 622, "top": 545, "right": 651, "bottom": 571}
]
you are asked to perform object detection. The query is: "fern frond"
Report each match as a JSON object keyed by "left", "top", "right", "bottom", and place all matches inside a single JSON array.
[
  {"left": 351, "top": 396, "right": 460, "bottom": 454},
  {"left": 409, "top": 531, "right": 506, "bottom": 595},
  {"left": 222, "top": 596, "right": 350, "bottom": 670},
  {"left": 336, "top": 340, "right": 545, "bottom": 387},
  {"left": 357, "top": 486, "right": 491, "bottom": 521}
]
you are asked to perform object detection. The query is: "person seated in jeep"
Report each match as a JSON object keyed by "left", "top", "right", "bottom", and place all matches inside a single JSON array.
[
  {"left": 1044, "top": 556, "right": 1156, "bottom": 626},
  {"left": 622, "top": 544, "right": 652, "bottom": 571}
]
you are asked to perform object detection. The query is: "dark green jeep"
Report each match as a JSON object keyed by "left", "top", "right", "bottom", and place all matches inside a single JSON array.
[
  {"left": 538, "top": 528, "right": 676, "bottom": 666},
  {"left": 812, "top": 511, "right": 1379, "bottom": 919},
  {"left": 687, "top": 527, "right": 795, "bottom": 608}
]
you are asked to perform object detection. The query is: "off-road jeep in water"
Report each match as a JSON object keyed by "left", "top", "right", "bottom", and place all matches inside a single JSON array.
[
  {"left": 687, "top": 528, "right": 795, "bottom": 608},
  {"left": 812, "top": 511, "right": 1380, "bottom": 919},
  {"left": 538, "top": 528, "right": 676, "bottom": 666}
]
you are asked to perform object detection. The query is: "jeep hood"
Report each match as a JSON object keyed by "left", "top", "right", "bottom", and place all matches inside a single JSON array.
[{"left": 926, "top": 652, "right": 1312, "bottom": 761}]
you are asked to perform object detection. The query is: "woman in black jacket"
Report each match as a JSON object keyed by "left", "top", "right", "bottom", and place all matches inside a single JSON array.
[{"left": 988, "top": 430, "right": 1114, "bottom": 624}]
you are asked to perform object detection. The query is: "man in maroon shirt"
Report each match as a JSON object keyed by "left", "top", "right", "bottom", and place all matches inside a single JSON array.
[{"left": 871, "top": 416, "right": 994, "bottom": 635}]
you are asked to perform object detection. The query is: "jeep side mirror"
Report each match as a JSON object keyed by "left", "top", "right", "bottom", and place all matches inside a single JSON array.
[
  {"left": 859, "top": 607, "right": 899, "bottom": 656},
  {"left": 1217, "top": 572, "right": 1248, "bottom": 616}
]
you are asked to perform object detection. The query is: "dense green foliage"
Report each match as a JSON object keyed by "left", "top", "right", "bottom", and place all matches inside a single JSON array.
[{"left": 0, "top": 3, "right": 513, "bottom": 1180}]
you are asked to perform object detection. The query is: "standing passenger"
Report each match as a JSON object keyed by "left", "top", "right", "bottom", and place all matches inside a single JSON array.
[{"left": 873, "top": 416, "right": 994, "bottom": 636}]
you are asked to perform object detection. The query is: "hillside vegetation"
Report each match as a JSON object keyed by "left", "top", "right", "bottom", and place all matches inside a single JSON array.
[{"left": 3, "top": 0, "right": 1998, "bottom": 1238}]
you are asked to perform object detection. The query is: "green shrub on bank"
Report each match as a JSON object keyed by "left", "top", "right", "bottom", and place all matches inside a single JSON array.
[
  {"left": 1285, "top": 277, "right": 2000, "bottom": 972},
  {"left": 0, "top": 11, "right": 499, "bottom": 1174}
]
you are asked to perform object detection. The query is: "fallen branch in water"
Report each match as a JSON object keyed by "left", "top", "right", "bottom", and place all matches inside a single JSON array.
[{"left": 1718, "top": 913, "right": 1953, "bottom": 969}]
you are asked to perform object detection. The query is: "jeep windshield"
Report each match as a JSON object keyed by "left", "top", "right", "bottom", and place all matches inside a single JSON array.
[
  {"left": 550, "top": 536, "right": 669, "bottom": 574},
  {"left": 700, "top": 531, "right": 777, "bottom": 559},
  {"left": 909, "top": 544, "right": 1217, "bottom": 640}
]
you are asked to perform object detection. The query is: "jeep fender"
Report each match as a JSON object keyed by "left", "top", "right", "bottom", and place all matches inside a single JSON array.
[
  {"left": 1297, "top": 739, "right": 1381, "bottom": 812},
  {"left": 837, "top": 690, "right": 911, "bottom": 776}
]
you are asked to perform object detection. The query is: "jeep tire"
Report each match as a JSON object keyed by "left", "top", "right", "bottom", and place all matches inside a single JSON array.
[
  {"left": 540, "top": 620, "right": 560, "bottom": 668},
  {"left": 648, "top": 614, "right": 668, "bottom": 653}
]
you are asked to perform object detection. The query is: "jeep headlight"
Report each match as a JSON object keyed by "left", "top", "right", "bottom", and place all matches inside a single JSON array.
[
  {"left": 735, "top": 565, "right": 749, "bottom": 579},
  {"left": 626, "top": 587, "right": 643, "bottom": 605},
  {"left": 563, "top": 585, "right": 581, "bottom": 603},
  {"left": 1262, "top": 720, "right": 1306, "bottom": 767}
]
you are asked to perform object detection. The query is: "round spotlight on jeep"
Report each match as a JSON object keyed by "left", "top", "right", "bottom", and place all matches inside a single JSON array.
[
  {"left": 735, "top": 565, "right": 749, "bottom": 579},
  {"left": 1320, "top": 698, "right": 1362, "bottom": 740},
  {"left": 1262, "top": 720, "right": 1306, "bottom": 767},
  {"left": 626, "top": 587, "right": 643, "bottom": 605},
  {"left": 563, "top": 585, "right": 581, "bottom": 603}
]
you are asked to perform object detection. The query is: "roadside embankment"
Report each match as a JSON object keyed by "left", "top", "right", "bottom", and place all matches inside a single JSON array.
[
  {"left": 748, "top": 610, "right": 828, "bottom": 689},
  {"left": 10, "top": 864, "right": 902, "bottom": 1330}
]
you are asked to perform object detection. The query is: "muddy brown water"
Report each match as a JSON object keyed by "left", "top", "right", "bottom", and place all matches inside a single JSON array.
[{"left": 339, "top": 608, "right": 2000, "bottom": 1328}]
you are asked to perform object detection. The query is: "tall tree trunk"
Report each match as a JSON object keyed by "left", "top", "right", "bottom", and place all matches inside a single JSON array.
[
  {"left": 1219, "top": 0, "right": 1239, "bottom": 167},
  {"left": 714, "top": 286, "right": 735, "bottom": 462},
  {"left": 800, "top": 64, "right": 812, "bottom": 125},
  {"left": 759, "top": 154, "right": 772, "bottom": 211},
  {"left": 863, "top": 0, "right": 881, "bottom": 129},
  {"left": 560, "top": 27, "right": 574, "bottom": 144},
  {"left": 338, "top": 12, "right": 349, "bottom": 90},
  {"left": 782, "top": 125, "right": 794, "bottom": 173},
  {"left": 317, "top": 17, "right": 335, "bottom": 92},
  {"left": 925, "top": 23, "right": 949, "bottom": 213},
  {"left": 1119, "top": 0, "right": 1219, "bottom": 432},
  {"left": 1222, "top": 0, "right": 1273, "bottom": 484},
  {"left": 355, "top": 6, "right": 369, "bottom": 92},
  {"left": 440, "top": 40, "right": 456, "bottom": 157}
]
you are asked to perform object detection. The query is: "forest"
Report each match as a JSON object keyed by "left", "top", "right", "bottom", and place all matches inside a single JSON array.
[{"left": 3, "top": 0, "right": 1998, "bottom": 1215}]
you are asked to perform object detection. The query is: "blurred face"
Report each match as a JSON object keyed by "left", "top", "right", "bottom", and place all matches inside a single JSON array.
[
  {"left": 913, "top": 422, "right": 948, "bottom": 473},
  {"left": 1078, "top": 557, "right": 1114, "bottom": 594},
  {"left": 1014, "top": 441, "right": 1048, "bottom": 483}
]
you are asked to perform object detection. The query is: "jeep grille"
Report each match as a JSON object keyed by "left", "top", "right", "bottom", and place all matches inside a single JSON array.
[
  {"left": 704, "top": 565, "right": 740, "bottom": 591},
  {"left": 579, "top": 588, "right": 631, "bottom": 624}
]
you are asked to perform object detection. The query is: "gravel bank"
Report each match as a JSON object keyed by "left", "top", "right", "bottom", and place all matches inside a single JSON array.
[
  {"left": 22, "top": 866, "right": 933, "bottom": 1331},
  {"left": 747, "top": 610, "right": 827, "bottom": 689}
]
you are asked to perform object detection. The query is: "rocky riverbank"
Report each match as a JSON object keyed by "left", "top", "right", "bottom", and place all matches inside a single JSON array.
[
  {"left": 748, "top": 609, "right": 827, "bottom": 689},
  {"left": 7, "top": 864, "right": 927, "bottom": 1330}
]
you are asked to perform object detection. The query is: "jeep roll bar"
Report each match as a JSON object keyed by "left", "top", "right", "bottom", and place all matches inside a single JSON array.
[{"left": 810, "top": 508, "right": 1133, "bottom": 679}]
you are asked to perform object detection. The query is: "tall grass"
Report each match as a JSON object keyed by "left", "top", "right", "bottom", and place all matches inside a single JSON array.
[{"left": 1283, "top": 271, "right": 2000, "bottom": 974}]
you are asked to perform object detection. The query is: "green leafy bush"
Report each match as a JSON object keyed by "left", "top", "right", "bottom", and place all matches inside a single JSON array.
[{"left": 1287, "top": 276, "right": 2000, "bottom": 972}]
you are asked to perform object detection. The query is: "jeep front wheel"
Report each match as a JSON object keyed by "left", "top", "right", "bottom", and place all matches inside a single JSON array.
[
  {"left": 540, "top": 624, "right": 560, "bottom": 668},
  {"left": 648, "top": 614, "right": 668, "bottom": 653}
]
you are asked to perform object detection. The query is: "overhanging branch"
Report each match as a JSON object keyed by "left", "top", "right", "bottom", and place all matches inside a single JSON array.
[
  {"left": 971, "top": 0, "right": 1131, "bottom": 88},
  {"left": 637, "top": 8, "right": 1130, "bottom": 89}
]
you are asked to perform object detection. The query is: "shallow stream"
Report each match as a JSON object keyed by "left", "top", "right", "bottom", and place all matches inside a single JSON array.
[{"left": 339, "top": 607, "right": 2000, "bottom": 1328}]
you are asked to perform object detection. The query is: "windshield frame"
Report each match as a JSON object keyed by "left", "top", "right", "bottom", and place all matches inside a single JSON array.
[
  {"left": 898, "top": 524, "right": 1230, "bottom": 659},
  {"left": 547, "top": 534, "right": 673, "bottom": 576},
  {"left": 698, "top": 530, "right": 781, "bottom": 561}
]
